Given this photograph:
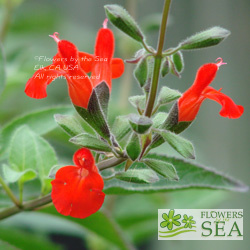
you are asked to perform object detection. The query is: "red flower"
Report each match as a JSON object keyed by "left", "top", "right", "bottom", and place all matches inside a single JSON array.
[
  {"left": 25, "top": 20, "right": 124, "bottom": 108},
  {"left": 51, "top": 148, "right": 105, "bottom": 219},
  {"left": 178, "top": 58, "right": 244, "bottom": 122}
]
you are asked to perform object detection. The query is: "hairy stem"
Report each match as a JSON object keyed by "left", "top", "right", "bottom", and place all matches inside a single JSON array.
[{"left": 144, "top": 0, "right": 172, "bottom": 117}]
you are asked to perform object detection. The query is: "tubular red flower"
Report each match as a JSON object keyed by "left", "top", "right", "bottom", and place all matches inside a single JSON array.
[
  {"left": 24, "top": 21, "right": 124, "bottom": 108},
  {"left": 51, "top": 148, "right": 105, "bottom": 219},
  {"left": 91, "top": 19, "right": 124, "bottom": 89},
  {"left": 178, "top": 58, "right": 244, "bottom": 122}
]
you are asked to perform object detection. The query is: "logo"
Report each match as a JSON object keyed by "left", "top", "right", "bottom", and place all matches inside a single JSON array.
[{"left": 158, "top": 209, "right": 243, "bottom": 240}]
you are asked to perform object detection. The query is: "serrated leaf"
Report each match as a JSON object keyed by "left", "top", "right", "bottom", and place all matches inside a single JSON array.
[
  {"left": 156, "top": 129, "right": 195, "bottom": 159},
  {"left": 54, "top": 114, "right": 85, "bottom": 137},
  {"left": 0, "top": 43, "right": 6, "bottom": 95},
  {"left": 3, "top": 164, "right": 37, "bottom": 183},
  {"left": 157, "top": 86, "right": 181, "bottom": 105},
  {"left": 103, "top": 154, "right": 248, "bottom": 194},
  {"left": 134, "top": 56, "right": 148, "bottom": 88},
  {"left": 126, "top": 133, "right": 141, "bottom": 161},
  {"left": 105, "top": 4, "right": 145, "bottom": 43},
  {"left": 115, "top": 169, "right": 159, "bottom": 184},
  {"left": 128, "top": 114, "right": 153, "bottom": 134},
  {"left": 0, "top": 106, "right": 72, "bottom": 158},
  {"left": 179, "top": 26, "right": 230, "bottom": 50},
  {"left": 70, "top": 133, "right": 112, "bottom": 152},
  {"left": 128, "top": 95, "right": 146, "bottom": 110},
  {"left": 74, "top": 82, "right": 111, "bottom": 141},
  {"left": 171, "top": 51, "right": 184, "bottom": 73},
  {"left": 9, "top": 126, "right": 57, "bottom": 194},
  {"left": 143, "top": 159, "right": 178, "bottom": 181}
]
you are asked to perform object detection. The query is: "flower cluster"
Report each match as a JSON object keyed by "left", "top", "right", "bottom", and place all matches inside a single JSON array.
[{"left": 25, "top": 19, "right": 124, "bottom": 109}]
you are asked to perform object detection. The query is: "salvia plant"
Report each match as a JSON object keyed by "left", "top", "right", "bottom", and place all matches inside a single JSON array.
[{"left": 0, "top": 0, "right": 248, "bottom": 249}]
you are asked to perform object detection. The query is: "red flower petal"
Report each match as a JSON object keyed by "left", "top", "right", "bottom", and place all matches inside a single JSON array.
[
  {"left": 111, "top": 58, "right": 125, "bottom": 79},
  {"left": 24, "top": 65, "right": 64, "bottom": 99},
  {"left": 51, "top": 165, "right": 105, "bottom": 219},
  {"left": 92, "top": 27, "right": 114, "bottom": 89},
  {"left": 56, "top": 40, "right": 93, "bottom": 108},
  {"left": 191, "top": 63, "right": 218, "bottom": 95},
  {"left": 73, "top": 148, "right": 97, "bottom": 172},
  {"left": 203, "top": 86, "right": 244, "bottom": 119},
  {"left": 65, "top": 71, "right": 93, "bottom": 108},
  {"left": 78, "top": 52, "right": 94, "bottom": 73},
  {"left": 58, "top": 40, "right": 78, "bottom": 67}
]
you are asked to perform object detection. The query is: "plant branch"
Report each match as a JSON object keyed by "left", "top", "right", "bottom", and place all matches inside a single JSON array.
[
  {"left": 0, "top": 156, "right": 127, "bottom": 220},
  {"left": 0, "top": 175, "right": 21, "bottom": 208},
  {"left": 144, "top": 0, "right": 172, "bottom": 117}
]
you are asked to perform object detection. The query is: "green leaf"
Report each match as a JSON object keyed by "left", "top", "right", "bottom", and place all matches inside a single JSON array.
[
  {"left": 157, "top": 86, "right": 181, "bottom": 106},
  {"left": 171, "top": 51, "right": 184, "bottom": 73},
  {"left": 95, "top": 81, "right": 110, "bottom": 118},
  {"left": 161, "top": 57, "right": 170, "bottom": 77},
  {"left": 143, "top": 159, "right": 178, "bottom": 181},
  {"left": 152, "top": 112, "right": 168, "bottom": 129},
  {"left": 41, "top": 207, "right": 133, "bottom": 250},
  {"left": 128, "top": 114, "right": 153, "bottom": 134},
  {"left": 2, "top": 164, "right": 36, "bottom": 183},
  {"left": 112, "top": 115, "right": 131, "bottom": 144},
  {"left": 8, "top": 126, "right": 57, "bottom": 194},
  {"left": 0, "top": 227, "right": 61, "bottom": 250},
  {"left": 103, "top": 153, "right": 248, "bottom": 194},
  {"left": 115, "top": 169, "right": 159, "bottom": 184},
  {"left": 0, "top": 43, "right": 6, "bottom": 96},
  {"left": 74, "top": 82, "right": 111, "bottom": 141},
  {"left": 70, "top": 133, "right": 112, "bottom": 152},
  {"left": 128, "top": 95, "right": 146, "bottom": 110},
  {"left": 54, "top": 114, "right": 85, "bottom": 137},
  {"left": 156, "top": 129, "right": 195, "bottom": 159},
  {"left": 179, "top": 27, "right": 230, "bottom": 50},
  {"left": 126, "top": 133, "right": 141, "bottom": 161},
  {"left": 105, "top": 4, "right": 145, "bottom": 43},
  {"left": 0, "top": 106, "right": 72, "bottom": 158},
  {"left": 134, "top": 56, "right": 148, "bottom": 88}
]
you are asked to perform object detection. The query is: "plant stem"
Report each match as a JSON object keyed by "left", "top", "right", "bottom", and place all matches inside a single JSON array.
[
  {"left": 144, "top": 0, "right": 172, "bottom": 117},
  {"left": 18, "top": 180, "right": 23, "bottom": 204},
  {"left": 98, "top": 157, "right": 127, "bottom": 171},
  {"left": 0, "top": 175, "right": 21, "bottom": 208},
  {"left": 0, "top": 194, "right": 52, "bottom": 220},
  {"left": 0, "top": 156, "right": 127, "bottom": 220}
]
